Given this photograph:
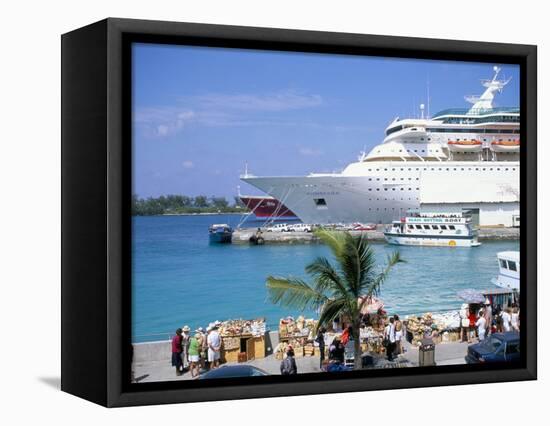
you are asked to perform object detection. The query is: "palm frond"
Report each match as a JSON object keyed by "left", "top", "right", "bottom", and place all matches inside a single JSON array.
[
  {"left": 316, "top": 297, "right": 350, "bottom": 331},
  {"left": 363, "top": 250, "right": 404, "bottom": 297},
  {"left": 314, "top": 228, "right": 347, "bottom": 258},
  {"left": 266, "top": 276, "right": 327, "bottom": 311},
  {"left": 305, "top": 256, "right": 349, "bottom": 298}
]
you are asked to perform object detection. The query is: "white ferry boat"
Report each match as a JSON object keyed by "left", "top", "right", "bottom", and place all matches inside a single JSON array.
[
  {"left": 492, "top": 251, "right": 519, "bottom": 291},
  {"left": 384, "top": 212, "right": 480, "bottom": 247},
  {"left": 241, "top": 66, "right": 519, "bottom": 225}
]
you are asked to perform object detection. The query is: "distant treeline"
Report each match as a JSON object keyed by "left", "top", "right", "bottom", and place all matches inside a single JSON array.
[{"left": 132, "top": 194, "right": 245, "bottom": 216}]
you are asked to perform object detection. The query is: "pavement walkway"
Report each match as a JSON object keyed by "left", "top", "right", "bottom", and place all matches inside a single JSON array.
[{"left": 133, "top": 339, "right": 468, "bottom": 383}]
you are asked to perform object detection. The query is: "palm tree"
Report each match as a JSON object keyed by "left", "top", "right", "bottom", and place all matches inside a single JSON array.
[{"left": 266, "top": 229, "right": 403, "bottom": 369}]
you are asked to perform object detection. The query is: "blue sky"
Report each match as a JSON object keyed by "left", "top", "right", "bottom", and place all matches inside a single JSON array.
[{"left": 132, "top": 43, "right": 519, "bottom": 199}]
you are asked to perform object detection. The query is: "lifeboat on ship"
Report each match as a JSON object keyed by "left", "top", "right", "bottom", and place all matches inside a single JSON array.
[
  {"left": 490, "top": 139, "right": 520, "bottom": 153},
  {"left": 447, "top": 139, "right": 482, "bottom": 152}
]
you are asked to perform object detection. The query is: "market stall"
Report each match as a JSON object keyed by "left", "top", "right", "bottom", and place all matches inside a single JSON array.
[
  {"left": 218, "top": 318, "right": 267, "bottom": 363},
  {"left": 404, "top": 311, "right": 461, "bottom": 345},
  {"left": 276, "top": 316, "right": 317, "bottom": 359}
]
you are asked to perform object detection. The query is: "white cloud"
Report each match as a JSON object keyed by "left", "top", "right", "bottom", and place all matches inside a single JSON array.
[
  {"left": 299, "top": 147, "right": 323, "bottom": 157},
  {"left": 134, "top": 108, "right": 196, "bottom": 138},
  {"left": 192, "top": 90, "right": 323, "bottom": 112},
  {"left": 134, "top": 89, "right": 324, "bottom": 138},
  {"left": 182, "top": 160, "right": 194, "bottom": 169}
]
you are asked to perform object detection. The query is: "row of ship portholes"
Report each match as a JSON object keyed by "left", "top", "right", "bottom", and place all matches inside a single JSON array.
[
  {"left": 363, "top": 167, "right": 517, "bottom": 172},
  {"left": 367, "top": 188, "right": 418, "bottom": 191}
]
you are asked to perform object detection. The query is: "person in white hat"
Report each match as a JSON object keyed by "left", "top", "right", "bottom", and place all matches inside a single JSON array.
[
  {"left": 207, "top": 324, "right": 222, "bottom": 369},
  {"left": 181, "top": 325, "right": 191, "bottom": 369}
]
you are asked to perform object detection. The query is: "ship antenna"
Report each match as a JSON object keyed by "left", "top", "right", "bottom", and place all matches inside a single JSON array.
[{"left": 244, "top": 161, "right": 249, "bottom": 178}]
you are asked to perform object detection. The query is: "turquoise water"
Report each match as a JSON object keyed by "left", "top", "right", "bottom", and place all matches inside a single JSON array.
[{"left": 132, "top": 215, "right": 519, "bottom": 342}]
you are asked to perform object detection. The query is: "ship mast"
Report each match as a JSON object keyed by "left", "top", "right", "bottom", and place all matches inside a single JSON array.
[{"left": 464, "top": 66, "right": 511, "bottom": 113}]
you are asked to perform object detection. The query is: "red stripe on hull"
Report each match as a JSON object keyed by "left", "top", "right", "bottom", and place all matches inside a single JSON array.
[{"left": 240, "top": 196, "right": 297, "bottom": 218}]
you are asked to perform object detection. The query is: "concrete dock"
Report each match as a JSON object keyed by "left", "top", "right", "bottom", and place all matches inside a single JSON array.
[
  {"left": 232, "top": 226, "right": 519, "bottom": 245},
  {"left": 132, "top": 333, "right": 469, "bottom": 383}
]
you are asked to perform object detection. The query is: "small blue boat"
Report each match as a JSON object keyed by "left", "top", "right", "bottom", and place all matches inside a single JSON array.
[{"left": 209, "top": 224, "right": 233, "bottom": 244}]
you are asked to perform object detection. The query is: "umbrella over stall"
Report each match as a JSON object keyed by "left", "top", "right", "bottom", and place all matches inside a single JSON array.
[{"left": 457, "top": 289, "right": 486, "bottom": 304}]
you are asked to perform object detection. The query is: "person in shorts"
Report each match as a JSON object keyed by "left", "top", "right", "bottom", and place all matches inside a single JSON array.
[
  {"left": 207, "top": 323, "right": 222, "bottom": 369},
  {"left": 188, "top": 332, "right": 201, "bottom": 378}
]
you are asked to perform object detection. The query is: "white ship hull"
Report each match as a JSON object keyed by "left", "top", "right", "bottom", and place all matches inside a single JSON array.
[
  {"left": 241, "top": 175, "right": 415, "bottom": 224},
  {"left": 241, "top": 161, "right": 519, "bottom": 224}
]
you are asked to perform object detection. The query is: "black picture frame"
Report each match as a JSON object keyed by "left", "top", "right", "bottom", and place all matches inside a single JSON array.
[{"left": 61, "top": 18, "right": 537, "bottom": 407}]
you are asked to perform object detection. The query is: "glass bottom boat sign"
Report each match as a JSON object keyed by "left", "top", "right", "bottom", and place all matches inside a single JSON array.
[{"left": 384, "top": 213, "right": 481, "bottom": 247}]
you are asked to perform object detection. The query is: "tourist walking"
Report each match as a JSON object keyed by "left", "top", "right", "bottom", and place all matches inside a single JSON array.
[
  {"left": 197, "top": 327, "right": 208, "bottom": 369},
  {"left": 459, "top": 304, "right": 469, "bottom": 342},
  {"left": 476, "top": 310, "right": 487, "bottom": 342},
  {"left": 328, "top": 335, "right": 345, "bottom": 363},
  {"left": 483, "top": 300, "right": 493, "bottom": 337},
  {"left": 468, "top": 308, "right": 477, "bottom": 342},
  {"left": 341, "top": 325, "right": 352, "bottom": 346},
  {"left": 181, "top": 325, "right": 191, "bottom": 370},
  {"left": 394, "top": 315, "right": 403, "bottom": 356},
  {"left": 207, "top": 323, "right": 222, "bottom": 369},
  {"left": 188, "top": 332, "right": 201, "bottom": 378},
  {"left": 511, "top": 306, "right": 520, "bottom": 332},
  {"left": 171, "top": 328, "right": 184, "bottom": 376},
  {"left": 501, "top": 307, "right": 512, "bottom": 332},
  {"left": 280, "top": 346, "right": 297, "bottom": 375},
  {"left": 384, "top": 317, "right": 396, "bottom": 361},
  {"left": 494, "top": 305, "right": 503, "bottom": 332},
  {"left": 315, "top": 327, "right": 326, "bottom": 369}
]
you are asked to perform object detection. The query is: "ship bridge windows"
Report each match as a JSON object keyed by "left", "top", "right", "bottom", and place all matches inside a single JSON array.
[
  {"left": 423, "top": 225, "right": 430, "bottom": 230},
  {"left": 449, "top": 225, "right": 456, "bottom": 230}
]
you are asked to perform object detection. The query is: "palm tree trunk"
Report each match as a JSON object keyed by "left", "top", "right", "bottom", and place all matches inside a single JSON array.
[{"left": 353, "top": 320, "right": 362, "bottom": 370}]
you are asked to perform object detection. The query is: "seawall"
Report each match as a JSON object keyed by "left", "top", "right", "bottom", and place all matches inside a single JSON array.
[{"left": 232, "top": 226, "right": 519, "bottom": 245}]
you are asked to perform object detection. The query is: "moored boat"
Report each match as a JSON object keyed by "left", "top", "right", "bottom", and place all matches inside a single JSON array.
[
  {"left": 492, "top": 251, "right": 519, "bottom": 291},
  {"left": 209, "top": 224, "right": 233, "bottom": 243},
  {"left": 384, "top": 212, "right": 481, "bottom": 247}
]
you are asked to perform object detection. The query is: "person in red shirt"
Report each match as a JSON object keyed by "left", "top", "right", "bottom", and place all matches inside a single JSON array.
[
  {"left": 171, "top": 328, "right": 184, "bottom": 376},
  {"left": 468, "top": 309, "right": 477, "bottom": 343},
  {"left": 341, "top": 325, "right": 352, "bottom": 346}
]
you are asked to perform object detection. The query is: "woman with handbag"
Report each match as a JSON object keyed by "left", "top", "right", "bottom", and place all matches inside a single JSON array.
[{"left": 459, "top": 304, "right": 469, "bottom": 342}]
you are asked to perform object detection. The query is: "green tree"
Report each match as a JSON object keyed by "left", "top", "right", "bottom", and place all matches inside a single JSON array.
[
  {"left": 193, "top": 195, "right": 209, "bottom": 208},
  {"left": 211, "top": 196, "right": 229, "bottom": 210},
  {"left": 266, "top": 229, "right": 403, "bottom": 369}
]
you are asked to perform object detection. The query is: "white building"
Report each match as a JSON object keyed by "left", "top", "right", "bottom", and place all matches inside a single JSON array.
[{"left": 419, "top": 168, "right": 519, "bottom": 227}]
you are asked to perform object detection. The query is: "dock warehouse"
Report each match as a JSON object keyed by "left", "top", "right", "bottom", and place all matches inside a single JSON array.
[{"left": 418, "top": 168, "right": 519, "bottom": 228}]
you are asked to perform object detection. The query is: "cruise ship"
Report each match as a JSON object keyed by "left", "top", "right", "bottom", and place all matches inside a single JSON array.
[{"left": 241, "top": 66, "right": 520, "bottom": 224}]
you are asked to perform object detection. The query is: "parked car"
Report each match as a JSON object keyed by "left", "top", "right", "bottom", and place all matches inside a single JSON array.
[
  {"left": 198, "top": 365, "right": 269, "bottom": 379},
  {"left": 351, "top": 222, "right": 377, "bottom": 231},
  {"left": 266, "top": 223, "right": 290, "bottom": 232},
  {"left": 465, "top": 332, "right": 520, "bottom": 364},
  {"left": 287, "top": 223, "right": 313, "bottom": 232}
]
